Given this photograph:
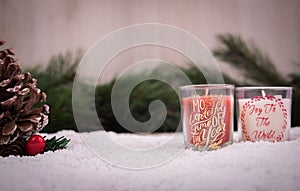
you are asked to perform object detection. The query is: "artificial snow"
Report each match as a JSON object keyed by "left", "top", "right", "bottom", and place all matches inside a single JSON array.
[{"left": 1, "top": 128, "right": 300, "bottom": 191}]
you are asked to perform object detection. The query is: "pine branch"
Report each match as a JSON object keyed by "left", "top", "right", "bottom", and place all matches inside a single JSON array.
[
  {"left": 44, "top": 136, "right": 70, "bottom": 152},
  {"left": 213, "top": 34, "right": 300, "bottom": 127},
  {"left": 213, "top": 34, "right": 288, "bottom": 85},
  {"left": 289, "top": 64, "right": 300, "bottom": 89},
  {"left": 27, "top": 50, "right": 82, "bottom": 90}
]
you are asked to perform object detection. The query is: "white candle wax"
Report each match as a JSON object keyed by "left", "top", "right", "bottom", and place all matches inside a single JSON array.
[{"left": 238, "top": 96, "right": 291, "bottom": 142}]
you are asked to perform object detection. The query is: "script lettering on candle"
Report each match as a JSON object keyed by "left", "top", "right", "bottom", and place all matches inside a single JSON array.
[
  {"left": 240, "top": 95, "right": 288, "bottom": 142},
  {"left": 183, "top": 95, "right": 231, "bottom": 148}
]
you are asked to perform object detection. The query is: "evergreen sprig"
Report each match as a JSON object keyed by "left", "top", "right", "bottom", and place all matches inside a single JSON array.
[
  {"left": 213, "top": 34, "right": 288, "bottom": 85},
  {"left": 44, "top": 136, "right": 70, "bottom": 152},
  {"left": 24, "top": 35, "right": 300, "bottom": 133},
  {"left": 213, "top": 34, "right": 300, "bottom": 127}
]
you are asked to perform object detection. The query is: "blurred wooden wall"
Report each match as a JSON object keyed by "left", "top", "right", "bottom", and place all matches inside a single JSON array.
[{"left": 0, "top": 0, "right": 299, "bottom": 81}]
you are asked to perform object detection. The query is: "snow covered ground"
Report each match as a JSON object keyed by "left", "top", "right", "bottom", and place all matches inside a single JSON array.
[{"left": 1, "top": 128, "right": 300, "bottom": 191}]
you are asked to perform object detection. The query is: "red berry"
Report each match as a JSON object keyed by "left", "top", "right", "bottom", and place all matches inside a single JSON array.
[{"left": 26, "top": 135, "right": 46, "bottom": 156}]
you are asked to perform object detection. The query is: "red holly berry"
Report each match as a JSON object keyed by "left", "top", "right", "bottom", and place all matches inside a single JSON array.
[{"left": 26, "top": 134, "right": 46, "bottom": 156}]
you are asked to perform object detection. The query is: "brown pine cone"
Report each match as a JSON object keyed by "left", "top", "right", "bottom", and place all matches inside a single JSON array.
[
  {"left": 0, "top": 139, "right": 26, "bottom": 157},
  {"left": 0, "top": 39, "right": 49, "bottom": 146}
]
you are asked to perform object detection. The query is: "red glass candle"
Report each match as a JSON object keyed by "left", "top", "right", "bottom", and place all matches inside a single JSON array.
[{"left": 179, "top": 85, "right": 234, "bottom": 150}]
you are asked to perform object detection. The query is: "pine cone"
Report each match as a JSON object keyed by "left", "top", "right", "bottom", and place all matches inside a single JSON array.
[
  {"left": 0, "top": 39, "right": 49, "bottom": 147},
  {"left": 0, "top": 139, "right": 26, "bottom": 157}
]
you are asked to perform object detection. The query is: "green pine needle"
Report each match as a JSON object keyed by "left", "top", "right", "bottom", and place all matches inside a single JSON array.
[
  {"left": 213, "top": 34, "right": 288, "bottom": 85},
  {"left": 24, "top": 35, "right": 300, "bottom": 133},
  {"left": 44, "top": 136, "right": 70, "bottom": 152}
]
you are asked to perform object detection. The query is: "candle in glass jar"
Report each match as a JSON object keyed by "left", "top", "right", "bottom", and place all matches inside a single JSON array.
[
  {"left": 237, "top": 87, "right": 292, "bottom": 142},
  {"left": 180, "top": 85, "right": 234, "bottom": 150}
]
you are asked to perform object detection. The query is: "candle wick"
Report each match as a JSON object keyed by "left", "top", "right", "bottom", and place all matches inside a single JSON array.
[
  {"left": 262, "top": 90, "right": 266, "bottom": 97},
  {"left": 205, "top": 88, "right": 209, "bottom": 96}
]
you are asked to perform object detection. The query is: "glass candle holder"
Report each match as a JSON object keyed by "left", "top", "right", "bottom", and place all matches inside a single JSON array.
[
  {"left": 236, "top": 87, "right": 292, "bottom": 142},
  {"left": 179, "top": 84, "right": 234, "bottom": 150}
]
